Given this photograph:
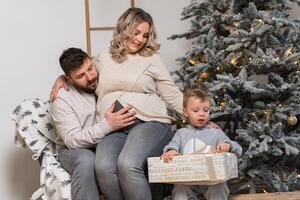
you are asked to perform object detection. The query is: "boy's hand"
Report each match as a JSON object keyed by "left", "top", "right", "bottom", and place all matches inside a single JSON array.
[
  {"left": 215, "top": 143, "right": 230, "bottom": 153},
  {"left": 160, "top": 150, "right": 181, "bottom": 163}
]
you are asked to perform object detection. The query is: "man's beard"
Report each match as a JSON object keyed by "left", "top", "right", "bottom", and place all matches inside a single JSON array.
[{"left": 75, "top": 77, "right": 98, "bottom": 94}]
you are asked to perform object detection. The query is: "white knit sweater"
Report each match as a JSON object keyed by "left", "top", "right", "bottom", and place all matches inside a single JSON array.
[{"left": 94, "top": 50, "right": 183, "bottom": 124}]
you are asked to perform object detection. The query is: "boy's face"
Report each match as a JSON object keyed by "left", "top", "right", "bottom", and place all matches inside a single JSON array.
[{"left": 183, "top": 96, "right": 210, "bottom": 128}]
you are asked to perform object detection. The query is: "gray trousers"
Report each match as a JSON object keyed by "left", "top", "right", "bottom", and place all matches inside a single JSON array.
[
  {"left": 58, "top": 148, "right": 100, "bottom": 200},
  {"left": 95, "top": 121, "right": 173, "bottom": 200},
  {"left": 172, "top": 182, "right": 229, "bottom": 200}
]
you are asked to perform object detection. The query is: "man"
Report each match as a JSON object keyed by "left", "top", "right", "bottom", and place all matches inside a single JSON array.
[{"left": 51, "top": 47, "right": 136, "bottom": 200}]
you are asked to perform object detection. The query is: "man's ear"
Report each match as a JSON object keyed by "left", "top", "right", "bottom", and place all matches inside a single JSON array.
[{"left": 65, "top": 75, "right": 73, "bottom": 84}]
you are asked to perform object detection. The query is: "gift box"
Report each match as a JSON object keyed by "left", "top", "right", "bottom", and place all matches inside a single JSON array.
[{"left": 147, "top": 152, "right": 238, "bottom": 185}]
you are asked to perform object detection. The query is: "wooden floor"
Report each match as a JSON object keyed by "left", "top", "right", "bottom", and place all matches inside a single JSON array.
[{"left": 230, "top": 191, "right": 300, "bottom": 200}]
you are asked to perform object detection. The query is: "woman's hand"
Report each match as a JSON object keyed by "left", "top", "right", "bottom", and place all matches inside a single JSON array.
[
  {"left": 160, "top": 150, "right": 181, "bottom": 163},
  {"left": 208, "top": 121, "right": 222, "bottom": 130},
  {"left": 50, "top": 75, "right": 69, "bottom": 101}
]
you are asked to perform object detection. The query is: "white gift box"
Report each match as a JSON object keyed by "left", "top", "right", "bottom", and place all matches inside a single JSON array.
[{"left": 147, "top": 152, "right": 238, "bottom": 185}]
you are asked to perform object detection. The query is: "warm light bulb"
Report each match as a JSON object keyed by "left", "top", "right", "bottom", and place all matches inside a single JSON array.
[
  {"left": 274, "top": 57, "right": 280, "bottom": 62},
  {"left": 284, "top": 47, "right": 293, "bottom": 57},
  {"left": 231, "top": 57, "right": 238, "bottom": 65},
  {"left": 263, "top": 110, "right": 270, "bottom": 119},
  {"left": 255, "top": 19, "right": 264, "bottom": 24},
  {"left": 233, "top": 22, "right": 240, "bottom": 28},
  {"left": 198, "top": 72, "right": 210, "bottom": 80},
  {"left": 189, "top": 59, "right": 196, "bottom": 65}
]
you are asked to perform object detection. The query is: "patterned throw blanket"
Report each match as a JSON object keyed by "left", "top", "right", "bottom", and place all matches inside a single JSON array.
[{"left": 11, "top": 98, "right": 71, "bottom": 200}]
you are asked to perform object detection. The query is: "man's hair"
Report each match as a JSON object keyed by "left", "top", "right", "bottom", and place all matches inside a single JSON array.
[
  {"left": 59, "top": 48, "right": 90, "bottom": 75},
  {"left": 183, "top": 88, "right": 211, "bottom": 108}
]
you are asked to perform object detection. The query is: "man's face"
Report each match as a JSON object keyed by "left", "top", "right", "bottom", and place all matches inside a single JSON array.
[{"left": 67, "top": 58, "right": 98, "bottom": 93}]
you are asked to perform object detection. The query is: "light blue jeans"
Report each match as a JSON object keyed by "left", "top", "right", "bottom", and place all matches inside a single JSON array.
[
  {"left": 95, "top": 121, "right": 172, "bottom": 200},
  {"left": 58, "top": 148, "right": 100, "bottom": 200}
]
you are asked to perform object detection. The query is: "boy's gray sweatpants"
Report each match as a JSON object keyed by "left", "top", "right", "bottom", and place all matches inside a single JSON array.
[{"left": 172, "top": 182, "right": 229, "bottom": 200}]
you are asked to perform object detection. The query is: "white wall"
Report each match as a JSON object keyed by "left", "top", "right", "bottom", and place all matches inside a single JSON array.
[
  {"left": 1, "top": 0, "right": 299, "bottom": 199},
  {"left": 0, "top": 0, "right": 86, "bottom": 199}
]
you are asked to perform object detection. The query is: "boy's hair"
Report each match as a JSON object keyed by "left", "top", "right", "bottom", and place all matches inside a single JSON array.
[
  {"left": 59, "top": 47, "right": 90, "bottom": 75},
  {"left": 183, "top": 88, "right": 211, "bottom": 108}
]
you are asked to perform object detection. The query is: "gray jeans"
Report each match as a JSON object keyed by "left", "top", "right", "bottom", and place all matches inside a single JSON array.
[
  {"left": 95, "top": 121, "right": 172, "bottom": 200},
  {"left": 58, "top": 148, "right": 100, "bottom": 200}
]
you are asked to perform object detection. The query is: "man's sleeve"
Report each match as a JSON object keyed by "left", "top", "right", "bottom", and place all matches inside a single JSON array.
[{"left": 51, "top": 97, "right": 113, "bottom": 149}]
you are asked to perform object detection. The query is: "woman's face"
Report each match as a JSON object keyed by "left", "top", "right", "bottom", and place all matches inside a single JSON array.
[{"left": 126, "top": 21, "right": 150, "bottom": 54}]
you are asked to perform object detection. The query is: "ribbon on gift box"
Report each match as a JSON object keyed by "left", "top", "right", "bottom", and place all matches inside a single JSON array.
[{"left": 191, "top": 145, "right": 217, "bottom": 181}]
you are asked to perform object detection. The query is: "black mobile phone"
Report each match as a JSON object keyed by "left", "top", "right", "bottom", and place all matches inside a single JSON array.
[
  {"left": 113, "top": 100, "right": 127, "bottom": 113},
  {"left": 112, "top": 100, "right": 140, "bottom": 131}
]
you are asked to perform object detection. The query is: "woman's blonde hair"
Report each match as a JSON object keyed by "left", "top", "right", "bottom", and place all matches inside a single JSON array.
[{"left": 109, "top": 7, "right": 160, "bottom": 63}]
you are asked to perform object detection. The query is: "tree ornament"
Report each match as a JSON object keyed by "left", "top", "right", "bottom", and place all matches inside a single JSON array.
[{"left": 287, "top": 115, "right": 298, "bottom": 126}]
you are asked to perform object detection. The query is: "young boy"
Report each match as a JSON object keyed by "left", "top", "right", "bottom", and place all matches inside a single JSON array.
[{"left": 161, "top": 88, "right": 242, "bottom": 200}]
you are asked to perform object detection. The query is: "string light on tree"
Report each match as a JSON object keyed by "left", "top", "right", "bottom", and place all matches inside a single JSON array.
[
  {"left": 230, "top": 56, "right": 238, "bottom": 65},
  {"left": 216, "top": 64, "right": 224, "bottom": 73},
  {"left": 233, "top": 21, "right": 240, "bottom": 28},
  {"left": 274, "top": 57, "right": 280, "bottom": 62},
  {"left": 219, "top": 101, "right": 226, "bottom": 110},
  {"left": 255, "top": 18, "right": 264, "bottom": 24},
  {"left": 188, "top": 58, "right": 196, "bottom": 65},
  {"left": 198, "top": 72, "right": 210, "bottom": 82},
  {"left": 284, "top": 47, "right": 293, "bottom": 57}
]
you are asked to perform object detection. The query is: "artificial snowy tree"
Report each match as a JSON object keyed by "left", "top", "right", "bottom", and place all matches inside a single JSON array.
[{"left": 170, "top": 0, "right": 300, "bottom": 193}]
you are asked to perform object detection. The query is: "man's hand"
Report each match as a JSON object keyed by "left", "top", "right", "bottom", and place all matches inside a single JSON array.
[
  {"left": 50, "top": 75, "right": 69, "bottom": 101},
  {"left": 160, "top": 150, "right": 181, "bottom": 163},
  {"left": 105, "top": 102, "right": 137, "bottom": 130}
]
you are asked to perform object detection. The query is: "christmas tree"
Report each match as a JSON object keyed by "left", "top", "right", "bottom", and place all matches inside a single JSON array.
[{"left": 169, "top": 0, "right": 300, "bottom": 192}]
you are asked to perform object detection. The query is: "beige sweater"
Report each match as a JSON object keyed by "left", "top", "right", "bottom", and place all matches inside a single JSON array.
[
  {"left": 51, "top": 85, "right": 113, "bottom": 149},
  {"left": 94, "top": 50, "right": 183, "bottom": 124}
]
